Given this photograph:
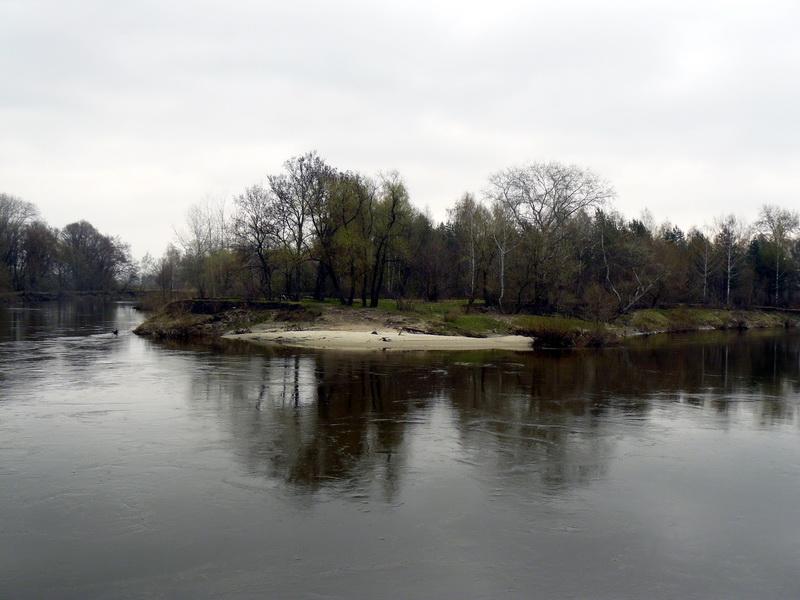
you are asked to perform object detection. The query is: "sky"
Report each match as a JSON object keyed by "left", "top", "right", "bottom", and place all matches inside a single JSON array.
[{"left": 2, "top": 0, "right": 799, "bottom": 258}]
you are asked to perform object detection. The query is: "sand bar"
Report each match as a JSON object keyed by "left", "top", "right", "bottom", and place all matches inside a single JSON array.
[{"left": 224, "top": 329, "right": 534, "bottom": 352}]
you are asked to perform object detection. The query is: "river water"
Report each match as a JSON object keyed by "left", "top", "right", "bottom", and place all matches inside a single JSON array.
[{"left": 1, "top": 300, "right": 799, "bottom": 599}]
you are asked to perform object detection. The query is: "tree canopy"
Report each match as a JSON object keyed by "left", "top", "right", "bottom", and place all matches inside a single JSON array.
[{"left": 5, "top": 154, "right": 800, "bottom": 314}]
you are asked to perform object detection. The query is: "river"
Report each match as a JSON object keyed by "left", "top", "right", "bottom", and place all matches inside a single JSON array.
[{"left": 1, "top": 300, "right": 799, "bottom": 598}]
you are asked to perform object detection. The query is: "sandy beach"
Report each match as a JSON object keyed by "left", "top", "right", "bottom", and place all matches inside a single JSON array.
[{"left": 224, "top": 328, "right": 534, "bottom": 352}]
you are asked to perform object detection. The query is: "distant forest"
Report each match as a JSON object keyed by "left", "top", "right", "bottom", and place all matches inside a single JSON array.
[
  {"left": 0, "top": 195, "right": 134, "bottom": 295},
  {"left": 2, "top": 152, "right": 799, "bottom": 317}
]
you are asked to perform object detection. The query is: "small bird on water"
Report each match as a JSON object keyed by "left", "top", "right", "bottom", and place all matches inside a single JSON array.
[{"left": 112, "top": 329, "right": 118, "bottom": 336}]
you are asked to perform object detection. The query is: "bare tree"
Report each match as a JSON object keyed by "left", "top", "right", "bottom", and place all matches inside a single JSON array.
[
  {"left": 233, "top": 185, "right": 279, "bottom": 299},
  {"left": 448, "top": 193, "right": 488, "bottom": 306},
  {"left": 489, "top": 199, "right": 517, "bottom": 312},
  {"left": 268, "top": 151, "right": 333, "bottom": 299},
  {"left": 713, "top": 214, "right": 749, "bottom": 307},
  {"left": 308, "top": 171, "right": 368, "bottom": 303},
  {"left": 155, "top": 244, "right": 181, "bottom": 299},
  {"left": 20, "top": 220, "right": 59, "bottom": 291},
  {"left": 487, "top": 162, "right": 613, "bottom": 308},
  {"left": 59, "top": 220, "right": 130, "bottom": 291},
  {"left": 368, "top": 172, "right": 410, "bottom": 307},
  {"left": 757, "top": 204, "right": 800, "bottom": 305},
  {"left": 0, "top": 193, "right": 38, "bottom": 289},
  {"left": 175, "top": 197, "right": 236, "bottom": 297},
  {"left": 596, "top": 210, "right": 667, "bottom": 314},
  {"left": 688, "top": 226, "right": 716, "bottom": 303},
  {"left": 488, "top": 162, "right": 613, "bottom": 234}
]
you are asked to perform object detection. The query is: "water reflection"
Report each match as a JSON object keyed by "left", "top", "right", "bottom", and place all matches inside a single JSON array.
[
  {"left": 4, "top": 302, "right": 800, "bottom": 598},
  {"left": 0, "top": 298, "right": 125, "bottom": 342},
  {"left": 185, "top": 331, "right": 800, "bottom": 498},
  {"left": 0, "top": 300, "right": 140, "bottom": 390}
]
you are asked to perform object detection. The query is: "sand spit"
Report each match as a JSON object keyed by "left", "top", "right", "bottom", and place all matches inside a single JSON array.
[{"left": 224, "top": 328, "right": 534, "bottom": 352}]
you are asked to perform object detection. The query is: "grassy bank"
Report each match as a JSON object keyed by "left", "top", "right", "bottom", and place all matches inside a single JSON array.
[
  {"left": 512, "top": 308, "right": 800, "bottom": 347},
  {"left": 133, "top": 299, "right": 319, "bottom": 340},
  {"left": 133, "top": 297, "right": 800, "bottom": 347}
]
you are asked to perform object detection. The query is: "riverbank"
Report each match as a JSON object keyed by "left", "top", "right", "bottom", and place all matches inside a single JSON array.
[
  {"left": 0, "top": 290, "right": 143, "bottom": 304},
  {"left": 131, "top": 298, "right": 800, "bottom": 351}
]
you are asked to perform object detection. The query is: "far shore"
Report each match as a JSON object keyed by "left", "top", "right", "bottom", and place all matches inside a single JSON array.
[{"left": 0, "top": 290, "right": 144, "bottom": 304}]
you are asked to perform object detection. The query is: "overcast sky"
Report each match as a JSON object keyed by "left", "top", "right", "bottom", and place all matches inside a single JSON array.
[{"left": 2, "top": 0, "right": 799, "bottom": 257}]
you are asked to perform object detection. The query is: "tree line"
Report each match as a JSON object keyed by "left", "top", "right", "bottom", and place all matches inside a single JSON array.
[
  {"left": 0, "top": 193, "right": 134, "bottom": 294},
  {"left": 4, "top": 152, "right": 800, "bottom": 315}
]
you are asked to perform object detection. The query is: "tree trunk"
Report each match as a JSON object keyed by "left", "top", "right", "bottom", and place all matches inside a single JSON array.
[
  {"left": 702, "top": 243, "right": 708, "bottom": 304},
  {"left": 497, "top": 249, "right": 505, "bottom": 312},
  {"left": 313, "top": 261, "right": 326, "bottom": 301},
  {"left": 361, "top": 272, "right": 369, "bottom": 307},
  {"left": 284, "top": 267, "right": 292, "bottom": 298},
  {"left": 328, "top": 260, "right": 344, "bottom": 304},
  {"left": 726, "top": 247, "right": 732, "bottom": 307},
  {"left": 369, "top": 243, "right": 387, "bottom": 308},
  {"left": 369, "top": 249, "right": 387, "bottom": 308},
  {"left": 347, "top": 261, "right": 356, "bottom": 306},
  {"left": 257, "top": 251, "right": 272, "bottom": 300},
  {"left": 468, "top": 239, "right": 476, "bottom": 305}
]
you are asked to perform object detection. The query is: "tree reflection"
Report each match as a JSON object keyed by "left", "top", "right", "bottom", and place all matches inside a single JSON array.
[{"left": 185, "top": 331, "right": 800, "bottom": 499}]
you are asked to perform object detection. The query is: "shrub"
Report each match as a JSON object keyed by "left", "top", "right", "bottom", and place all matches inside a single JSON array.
[{"left": 395, "top": 298, "right": 416, "bottom": 312}]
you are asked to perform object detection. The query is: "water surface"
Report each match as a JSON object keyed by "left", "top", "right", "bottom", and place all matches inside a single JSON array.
[{"left": 2, "top": 301, "right": 799, "bottom": 598}]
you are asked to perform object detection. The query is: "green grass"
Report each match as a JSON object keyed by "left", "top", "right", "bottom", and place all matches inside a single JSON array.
[
  {"left": 435, "top": 314, "right": 509, "bottom": 337},
  {"left": 133, "top": 310, "right": 212, "bottom": 338},
  {"left": 626, "top": 309, "right": 673, "bottom": 331},
  {"left": 512, "top": 314, "right": 592, "bottom": 332},
  {"left": 626, "top": 308, "right": 731, "bottom": 331},
  {"left": 623, "top": 308, "right": 799, "bottom": 332},
  {"left": 376, "top": 298, "right": 481, "bottom": 316},
  {"left": 510, "top": 314, "right": 616, "bottom": 347}
]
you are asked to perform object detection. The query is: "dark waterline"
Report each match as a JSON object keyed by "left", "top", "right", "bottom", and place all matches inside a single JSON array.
[{"left": 2, "top": 300, "right": 799, "bottom": 599}]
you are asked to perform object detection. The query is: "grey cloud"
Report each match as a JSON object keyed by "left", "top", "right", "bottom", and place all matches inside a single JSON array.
[{"left": 2, "top": 0, "right": 799, "bottom": 255}]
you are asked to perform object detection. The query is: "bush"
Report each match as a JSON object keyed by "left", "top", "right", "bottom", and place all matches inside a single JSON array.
[
  {"left": 511, "top": 314, "right": 613, "bottom": 347},
  {"left": 443, "top": 308, "right": 460, "bottom": 323},
  {"left": 395, "top": 298, "right": 416, "bottom": 312},
  {"left": 583, "top": 283, "right": 617, "bottom": 322}
]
